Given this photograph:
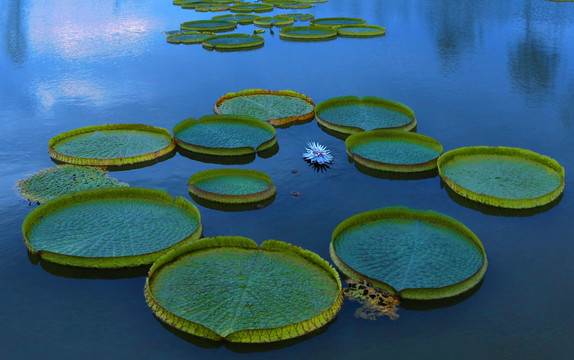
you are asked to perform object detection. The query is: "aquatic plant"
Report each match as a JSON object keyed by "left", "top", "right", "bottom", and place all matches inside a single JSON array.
[
  {"left": 302, "top": 142, "right": 333, "bottom": 164},
  {"left": 345, "top": 130, "right": 443, "bottom": 173},
  {"left": 202, "top": 34, "right": 264, "bottom": 51},
  {"left": 212, "top": 14, "right": 261, "bottom": 25},
  {"left": 22, "top": 187, "right": 202, "bottom": 268},
  {"left": 437, "top": 146, "right": 565, "bottom": 209},
  {"left": 277, "top": 13, "right": 315, "bottom": 21},
  {"left": 253, "top": 16, "right": 295, "bottom": 28},
  {"left": 310, "top": 17, "right": 366, "bottom": 28},
  {"left": 180, "top": 19, "right": 237, "bottom": 32},
  {"left": 230, "top": 3, "right": 274, "bottom": 13},
  {"left": 49, "top": 124, "right": 176, "bottom": 167},
  {"left": 330, "top": 207, "right": 487, "bottom": 300},
  {"left": 166, "top": 31, "right": 216, "bottom": 44},
  {"left": 279, "top": 26, "right": 338, "bottom": 41},
  {"left": 188, "top": 168, "right": 276, "bottom": 204},
  {"left": 214, "top": 89, "right": 315, "bottom": 126},
  {"left": 17, "top": 165, "right": 128, "bottom": 203},
  {"left": 145, "top": 236, "right": 343, "bottom": 343},
  {"left": 337, "top": 24, "right": 386, "bottom": 38}
]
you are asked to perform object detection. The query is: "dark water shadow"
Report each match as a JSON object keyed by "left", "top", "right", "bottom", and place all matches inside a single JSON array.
[
  {"left": 51, "top": 151, "right": 176, "bottom": 172},
  {"left": 317, "top": 123, "right": 419, "bottom": 141},
  {"left": 157, "top": 313, "right": 335, "bottom": 352},
  {"left": 35, "top": 258, "right": 149, "bottom": 279},
  {"left": 189, "top": 192, "right": 276, "bottom": 212},
  {"left": 400, "top": 279, "right": 484, "bottom": 311},
  {"left": 443, "top": 184, "right": 563, "bottom": 217},
  {"left": 304, "top": 159, "right": 332, "bottom": 173},
  {"left": 177, "top": 147, "right": 255, "bottom": 165},
  {"left": 353, "top": 161, "right": 439, "bottom": 180}
]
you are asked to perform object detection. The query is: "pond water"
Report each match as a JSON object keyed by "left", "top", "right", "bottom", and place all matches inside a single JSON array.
[{"left": 1, "top": 0, "right": 574, "bottom": 358}]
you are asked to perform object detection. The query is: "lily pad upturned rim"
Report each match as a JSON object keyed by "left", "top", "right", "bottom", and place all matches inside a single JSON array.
[
  {"left": 48, "top": 124, "right": 176, "bottom": 167},
  {"left": 173, "top": 114, "right": 278, "bottom": 156},
  {"left": 277, "top": 13, "right": 315, "bottom": 21},
  {"left": 180, "top": 19, "right": 237, "bottom": 32},
  {"left": 166, "top": 31, "right": 216, "bottom": 44},
  {"left": 345, "top": 130, "right": 443, "bottom": 173},
  {"left": 253, "top": 16, "right": 296, "bottom": 28},
  {"left": 22, "top": 187, "right": 202, "bottom": 268},
  {"left": 330, "top": 207, "right": 487, "bottom": 300},
  {"left": 315, "top": 95, "right": 417, "bottom": 135},
  {"left": 336, "top": 24, "right": 386, "bottom": 38},
  {"left": 279, "top": 26, "right": 338, "bottom": 41},
  {"left": 437, "top": 146, "right": 565, "bottom": 209},
  {"left": 202, "top": 34, "right": 264, "bottom": 51},
  {"left": 212, "top": 14, "right": 261, "bottom": 25},
  {"left": 145, "top": 236, "right": 343, "bottom": 343},
  {"left": 309, "top": 17, "right": 367, "bottom": 28},
  {"left": 230, "top": 3, "right": 274, "bottom": 13},
  {"left": 214, "top": 89, "right": 316, "bottom": 126},
  {"left": 188, "top": 168, "right": 276, "bottom": 204}
]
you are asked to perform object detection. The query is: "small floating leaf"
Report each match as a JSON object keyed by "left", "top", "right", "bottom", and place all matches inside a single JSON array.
[
  {"left": 437, "top": 146, "right": 565, "bottom": 209},
  {"left": 145, "top": 236, "right": 343, "bottom": 342},
  {"left": 48, "top": 124, "right": 176, "bottom": 167},
  {"left": 346, "top": 130, "right": 443, "bottom": 173},
  {"left": 315, "top": 95, "right": 417, "bottom": 135},
  {"left": 330, "top": 207, "right": 487, "bottom": 300},
  {"left": 22, "top": 188, "right": 202, "bottom": 268},
  {"left": 214, "top": 89, "right": 315, "bottom": 127},
  {"left": 17, "top": 165, "right": 128, "bottom": 203}
]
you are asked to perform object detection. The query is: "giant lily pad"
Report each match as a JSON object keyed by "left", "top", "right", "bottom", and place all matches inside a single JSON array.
[
  {"left": 254, "top": 16, "right": 295, "bottom": 28},
  {"left": 167, "top": 31, "right": 216, "bottom": 44},
  {"left": 330, "top": 207, "right": 487, "bottom": 300},
  {"left": 437, "top": 146, "right": 565, "bottom": 209},
  {"left": 188, "top": 168, "right": 275, "bottom": 204},
  {"left": 214, "top": 89, "right": 315, "bottom": 127},
  {"left": 145, "top": 236, "right": 343, "bottom": 342},
  {"left": 278, "top": 13, "right": 315, "bottom": 21},
  {"left": 173, "top": 115, "right": 277, "bottom": 156},
  {"left": 212, "top": 14, "right": 261, "bottom": 25},
  {"left": 202, "top": 34, "right": 264, "bottom": 51},
  {"left": 346, "top": 130, "right": 443, "bottom": 173},
  {"left": 49, "top": 124, "right": 176, "bottom": 167},
  {"left": 315, "top": 96, "right": 417, "bottom": 135},
  {"left": 337, "top": 24, "right": 386, "bottom": 38},
  {"left": 310, "top": 17, "right": 366, "bottom": 28},
  {"left": 279, "top": 26, "right": 338, "bottom": 41},
  {"left": 230, "top": 3, "right": 274, "bottom": 13},
  {"left": 17, "top": 165, "right": 128, "bottom": 203},
  {"left": 22, "top": 188, "right": 202, "bottom": 268},
  {"left": 180, "top": 20, "right": 237, "bottom": 32}
]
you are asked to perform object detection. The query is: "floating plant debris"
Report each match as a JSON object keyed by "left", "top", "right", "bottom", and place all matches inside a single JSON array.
[
  {"left": 22, "top": 188, "right": 202, "bottom": 268},
  {"left": 230, "top": 3, "right": 274, "bottom": 13},
  {"left": 212, "top": 14, "right": 261, "bottom": 25},
  {"left": 337, "top": 24, "right": 386, "bottom": 38},
  {"left": 302, "top": 142, "right": 333, "bottom": 164},
  {"left": 310, "top": 17, "right": 366, "bottom": 28},
  {"left": 437, "top": 146, "right": 565, "bottom": 209},
  {"left": 180, "top": 19, "right": 237, "bottom": 32},
  {"left": 167, "top": 31, "right": 216, "bottom": 44},
  {"left": 278, "top": 13, "right": 315, "bottom": 21},
  {"left": 202, "top": 34, "right": 264, "bottom": 51},
  {"left": 173, "top": 114, "right": 277, "bottom": 156},
  {"left": 346, "top": 130, "right": 443, "bottom": 173},
  {"left": 17, "top": 165, "right": 128, "bottom": 203},
  {"left": 279, "top": 26, "right": 338, "bottom": 41},
  {"left": 214, "top": 89, "right": 315, "bottom": 127},
  {"left": 145, "top": 236, "right": 343, "bottom": 343},
  {"left": 254, "top": 16, "right": 295, "bottom": 28},
  {"left": 49, "top": 124, "right": 176, "bottom": 167},
  {"left": 188, "top": 168, "right": 275, "bottom": 204},
  {"left": 315, "top": 96, "right": 417, "bottom": 135},
  {"left": 343, "top": 279, "right": 400, "bottom": 320},
  {"left": 330, "top": 207, "right": 487, "bottom": 300}
]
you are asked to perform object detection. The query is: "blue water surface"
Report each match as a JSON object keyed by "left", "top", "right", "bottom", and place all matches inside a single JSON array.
[{"left": 1, "top": 0, "right": 574, "bottom": 359}]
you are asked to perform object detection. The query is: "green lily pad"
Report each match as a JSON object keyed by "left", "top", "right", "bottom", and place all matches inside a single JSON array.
[
  {"left": 230, "top": 3, "right": 274, "bottom": 13},
  {"left": 145, "top": 236, "right": 343, "bottom": 342},
  {"left": 310, "top": 17, "right": 366, "bottom": 28},
  {"left": 192, "top": 4, "right": 230, "bottom": 11},
  {"left": 214, "top": 89, "right": 315, "bottom": 127},
  {"left": 167, "top": 31, "right": 216, "bottom": 44},
  {"left": 275, "top": 3, "right": 315, "bottom": 9},
  {"left": 346, "top": 130, "right": 443, "bottom": 173},
  {"left": 22, "top": 188, "right": 202, "bottom": 268},
  {"left": 254, "top": 16, "right": 295, "bottom": 28},
  {"left": 202, "top": 34, "right": 264, "bottom": 51},
  {"left": 17, "top": 165, "right": 128, "bottom": 203},
  {"left": 330, "top": 207, "right": 487, "bottom": 300},
  {"left": 315, "top": 96, "right": 417, "bottom": 135},
  {"left": 188, "top": 168, "right": 275, "bottom": 204},
  {"left": 180, "top": 20, "right": 237, "bottom": 32},
  {"left": 279, "top": 26, "right": 338, "bottom": 41},
  {"left": 173, "top": 115, "right": 277, "bottom": 156},
  {"left": 212, "top": 14, "right": 261, "bottom": 25},
  {"left": 437, "top": 146, "right": 565, "bottom": 209},
  {"left": 277, "top": 13, "right": 315, "bottom": 21},
  {"left": 337, "top": 24, "right": 386, "bottom": 38},
  {"left": 49, "top": 124, "right": 176, "bottom": 167}
]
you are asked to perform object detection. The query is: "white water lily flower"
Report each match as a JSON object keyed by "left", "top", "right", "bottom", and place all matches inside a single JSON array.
[{"left": 302, "top": 142, "right": 334, "bottom": 164}]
